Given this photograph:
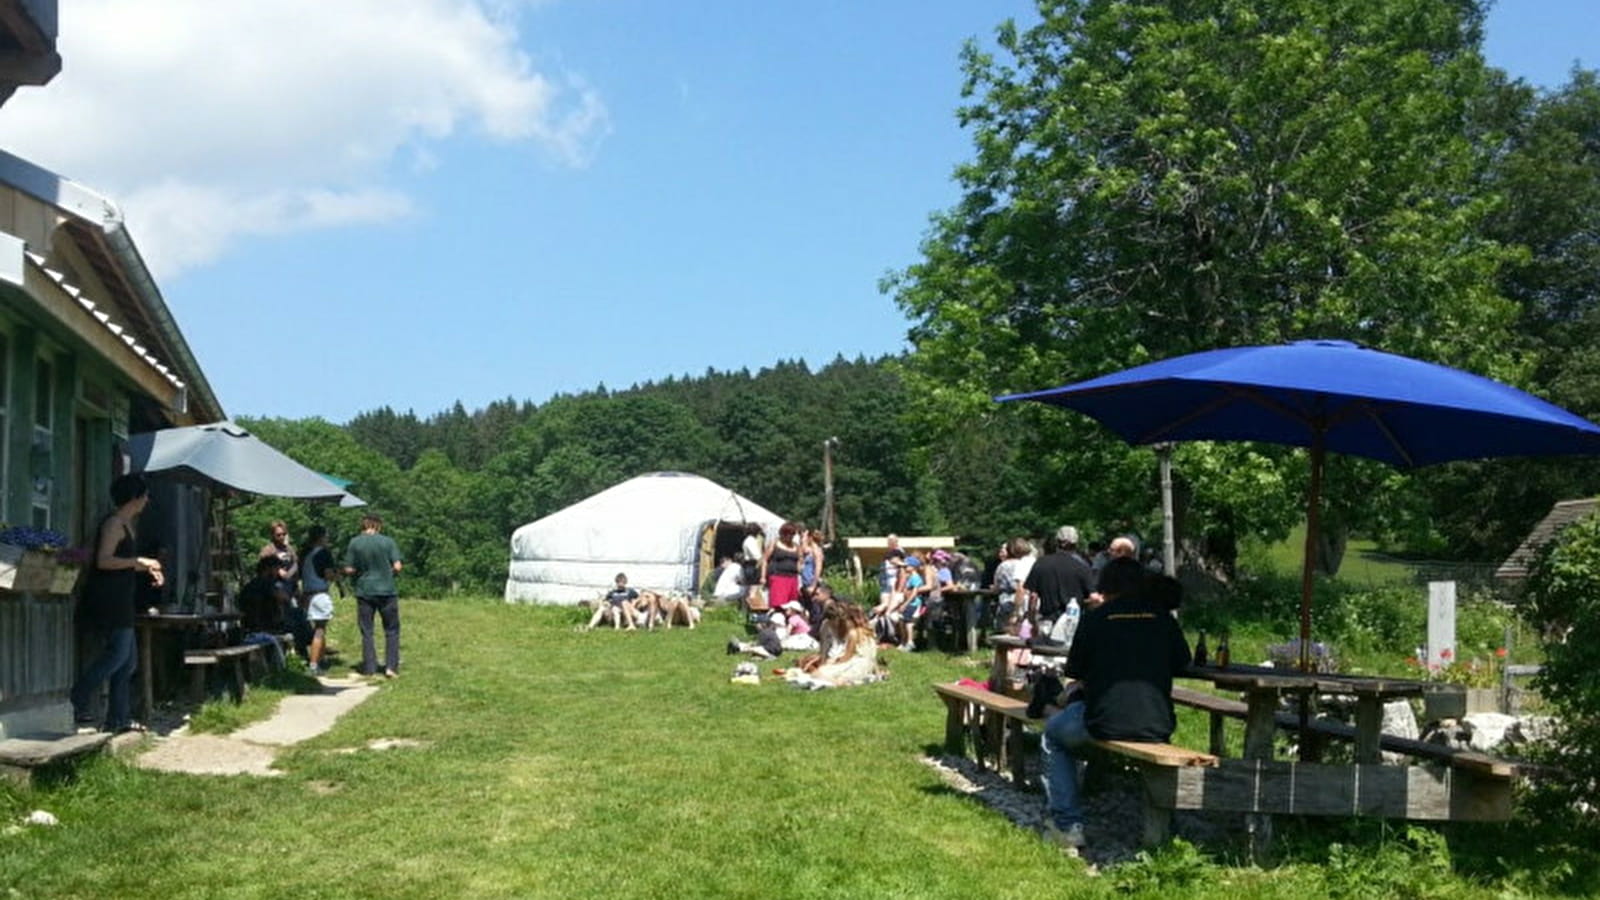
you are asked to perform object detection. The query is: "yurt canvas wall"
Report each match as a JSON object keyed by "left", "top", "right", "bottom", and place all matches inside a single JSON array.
[{"left": 504, "top": 472, "right": 785, "bottom": 604}]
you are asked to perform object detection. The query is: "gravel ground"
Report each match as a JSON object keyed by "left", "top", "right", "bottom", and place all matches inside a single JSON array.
[{"left": 922, "top": 753, "right": 1242, "bottom": 868}]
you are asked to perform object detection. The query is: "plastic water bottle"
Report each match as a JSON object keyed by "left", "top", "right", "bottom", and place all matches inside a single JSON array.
[{"left": 1056, "top": 597, "right": 1081, "bottom": 652}]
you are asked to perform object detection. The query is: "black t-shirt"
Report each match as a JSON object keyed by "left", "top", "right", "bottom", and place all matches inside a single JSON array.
[
  {"left": 1023, "top": 551, "right": 1095, "bottom": 620},
  {"left": 1064, "top": 596, "right": 1192, "bottom": 742},
  {"left": 606, "top": 587, "right": 639, "bottom": 606}
]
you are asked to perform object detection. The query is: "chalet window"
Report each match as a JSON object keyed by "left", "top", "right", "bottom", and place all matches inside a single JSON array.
[
  {"left": 31, "top": 355, "right": 51, "bottom": 528},
  {"left": 0, "top": 331, "right": 8, "bottom": 522}
]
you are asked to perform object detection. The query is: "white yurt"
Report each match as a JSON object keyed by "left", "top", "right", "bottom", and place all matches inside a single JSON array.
[{"left": 504, "top": 471, "right": 786, "bottom": 604}]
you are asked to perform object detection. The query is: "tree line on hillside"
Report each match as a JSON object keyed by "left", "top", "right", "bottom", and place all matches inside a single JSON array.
[
  {"left": 234, "top": 0, "right": 1600, "bottom": 597},
  {"left": 232, "top": 356, "right": 952, "bottom": 595}
]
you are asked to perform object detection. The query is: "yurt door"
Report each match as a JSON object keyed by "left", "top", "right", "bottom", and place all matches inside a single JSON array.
[{"left": 697, "top": 521, "right": 717, "bottom": 593}]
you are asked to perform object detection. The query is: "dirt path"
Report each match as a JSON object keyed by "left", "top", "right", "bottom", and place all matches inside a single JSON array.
[{"left": 133, "top": 674, "right": 379, "bottom": 776}]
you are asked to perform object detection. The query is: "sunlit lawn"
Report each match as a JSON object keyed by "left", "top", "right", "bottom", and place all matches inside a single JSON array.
[{"left": 0, "top": 600, "right": 1571, "bottom": 899}]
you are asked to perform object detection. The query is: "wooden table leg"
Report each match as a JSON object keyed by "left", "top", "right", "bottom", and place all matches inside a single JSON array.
[
  {"left": 1242, "top": 691, "right": 1278, "bottom": 760},
  {"left": 1242, "top": 688, "right": 1279, "bottom": 862},
  {"left": 942, "top": 697, "right": 965, "bottom": 755},
  {"left": 1354, "top": 695, "right": 1382, "bottom": 764},
  {"left": 138, "top": 626, "right": 154, "bottom": 723},
  {"left": 1208, "top": 711, "right": 1227, "bottom": 757},
  {"left": 965, "top": 597, "right": 979, "bottom": 654},
  {"left": 989, "top": 644, "right": 1011, "bottom": 692}
]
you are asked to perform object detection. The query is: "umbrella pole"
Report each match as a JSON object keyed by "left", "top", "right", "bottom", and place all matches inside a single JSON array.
[
  {"left": 1157, "top": 442, "right": 1177, "bottom": 575},
  {"left": 1299, "top": 437, "right": 1326, "bottom": 672}
]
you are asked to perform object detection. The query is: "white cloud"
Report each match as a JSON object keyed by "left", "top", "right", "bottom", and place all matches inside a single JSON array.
[{"left": 0, "top": 0, "right": 607, "bottom": 277}]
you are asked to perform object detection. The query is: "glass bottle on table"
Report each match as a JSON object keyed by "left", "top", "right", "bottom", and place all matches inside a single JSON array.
[
  {"left": 1193, "top": 631, "right": 1209, "bottom": 667},
  {"left": 1216, "top": 631, "right": 1231, "bottom": 669}
]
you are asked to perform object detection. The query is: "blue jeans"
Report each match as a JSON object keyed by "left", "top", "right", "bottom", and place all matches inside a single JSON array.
[
  {"left": 71, "top": 627, "right": 137, "bottom": 730},
  {"left": 1042, "top": 701, "right": 1092, "bottom": 829}
]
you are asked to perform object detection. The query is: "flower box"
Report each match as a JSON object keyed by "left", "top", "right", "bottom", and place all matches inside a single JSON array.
[
  {"left": 48, "top": 564, "right": 83, "bottom": 595},
  {"left": 0, "top": 543, "right": 58, "bottom": 593}
]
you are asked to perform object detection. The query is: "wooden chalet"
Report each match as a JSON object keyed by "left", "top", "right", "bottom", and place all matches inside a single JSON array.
[{"left": 1, "top": 5, "right": 225, "bottom": 738}]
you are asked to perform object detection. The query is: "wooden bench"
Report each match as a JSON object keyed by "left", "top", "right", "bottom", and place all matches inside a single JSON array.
[
  {"left": 184, "top": 633, "right": 292, "bottom": 704},
  {"left": 0, "top": 732, "right": 114, "bottom": 786},
  {"left": 932, "top": 682, "right": 1219, "bottom": 845}
]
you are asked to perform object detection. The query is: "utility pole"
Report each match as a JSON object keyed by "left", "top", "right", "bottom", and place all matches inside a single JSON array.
[{"left": 821, "top": 436, "right": 839, "bottom": 545}]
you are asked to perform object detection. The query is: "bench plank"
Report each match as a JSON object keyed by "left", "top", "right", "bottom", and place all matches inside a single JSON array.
[
  {"left": 184, "top": 643, "right": 271, "bottom": 704},
  {"left": 1092, "top": 739, "right": 1218, "bottom": 768}
]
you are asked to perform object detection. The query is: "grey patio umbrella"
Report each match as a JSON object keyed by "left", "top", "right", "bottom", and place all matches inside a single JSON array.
[{"left": 126, "top": 420, "right": 365, "bottom": 506}]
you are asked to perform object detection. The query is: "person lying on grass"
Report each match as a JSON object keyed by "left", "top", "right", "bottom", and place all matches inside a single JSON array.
[
  {"left": 652, "top": 591, "right": 701, "bottom": 629},
  {"left": 727, "top": 612, "right": 786, "bottom": 659}
]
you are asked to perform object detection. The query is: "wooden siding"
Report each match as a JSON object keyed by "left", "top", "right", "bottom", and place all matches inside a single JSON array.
[{"left": 0, "top": 591, "right": 73, "bottom": 714}]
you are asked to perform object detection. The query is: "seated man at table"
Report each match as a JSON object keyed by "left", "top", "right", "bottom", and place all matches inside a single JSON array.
[
  {"left": 237, "top": 557, "right": 289, "bottom": 669},
  {"left": 1040, "top": 557, "right": 1191, "bottom": 854}
]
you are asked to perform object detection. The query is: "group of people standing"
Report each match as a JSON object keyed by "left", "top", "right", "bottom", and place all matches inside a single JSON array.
[
  {"left": 989, "top": 528, "right": 1160, "bottom": 653},
  {"left": 732, "top": 521, "right": 827, "bottom": 612},
  {"left": 70, "top": 476, "right": 405, "bottom": 734},
  {"left": 240, "top": 513, "right": 403, "bottom": 678}
]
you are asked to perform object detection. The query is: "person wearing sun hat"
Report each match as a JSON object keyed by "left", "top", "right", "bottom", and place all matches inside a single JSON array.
[{"left": 779, "top": 600, "right": 818, "bottom": 651}]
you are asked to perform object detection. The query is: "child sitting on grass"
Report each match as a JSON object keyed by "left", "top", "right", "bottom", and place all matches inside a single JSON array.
[{"left": 585, "top": 573, "right": 640, "bottom": 631}]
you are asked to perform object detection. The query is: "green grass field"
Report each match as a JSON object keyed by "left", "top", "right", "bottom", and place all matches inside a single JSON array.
[
  {"left": 1252, "top": 527, "right": 1417, "bottom": 587},
  {"left": 0, "top": 600, "right": 1587, "bottom": 899}
]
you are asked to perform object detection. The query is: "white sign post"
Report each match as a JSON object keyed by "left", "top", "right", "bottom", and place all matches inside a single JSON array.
[{"left": 1427, "top": 581, "right": 1457, "bottom": 670}]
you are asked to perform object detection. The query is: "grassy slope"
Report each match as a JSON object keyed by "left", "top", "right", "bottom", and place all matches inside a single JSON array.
[{"left": 0, "top": 601, "right": 1571, "bottom": 899}]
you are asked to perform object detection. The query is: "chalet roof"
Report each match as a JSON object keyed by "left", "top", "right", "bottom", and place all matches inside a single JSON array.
[
  {"left": 0, "top": 147, "right": 222, "bottom": 422},
  {"left": 1496, "top": 498, "right": 1599, "bottom": 580}
]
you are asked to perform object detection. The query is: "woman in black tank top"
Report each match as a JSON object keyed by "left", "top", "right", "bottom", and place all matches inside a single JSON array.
[
  {"left": 762, "top": 522, "right": 804, "bottom": 611},
  {"left": 69, "top": 474, "right": 164, "bottom": 733}
]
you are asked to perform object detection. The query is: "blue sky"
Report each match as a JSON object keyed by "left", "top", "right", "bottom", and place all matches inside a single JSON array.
[{"left": 2, "top": 1, "right": 1594, "bottom": 424}]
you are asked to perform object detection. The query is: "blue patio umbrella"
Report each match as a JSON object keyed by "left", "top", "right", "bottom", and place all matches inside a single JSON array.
[{"left": 998, "top": 339, "right": 1600, "bottom": 668}]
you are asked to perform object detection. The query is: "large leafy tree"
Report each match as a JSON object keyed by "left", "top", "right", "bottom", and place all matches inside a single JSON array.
[
  {"left": 1414, "top": 70, "right": 1600, "bottom": 561},
  {"left": 889, "top": 0, "right": 1520, "bottom": 571}
]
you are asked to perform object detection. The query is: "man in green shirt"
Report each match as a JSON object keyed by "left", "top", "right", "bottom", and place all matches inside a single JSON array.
[{"left": 342, "top": 513, "right": 404, "bottom": 678}]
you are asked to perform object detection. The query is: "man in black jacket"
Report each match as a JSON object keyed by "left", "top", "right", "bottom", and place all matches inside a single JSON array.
[{"left": 1040, "top": 558, "right": 1191, "bottom": 853}]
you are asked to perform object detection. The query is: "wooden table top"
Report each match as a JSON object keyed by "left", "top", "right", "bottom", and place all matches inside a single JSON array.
[
  {"left": 136, "top": 612, "right": 241, "bottom": 627},
  {"left": 1188, "top": 664, "right": 1427, "bottom": 698},
  {"left": 987, "top": 634, "right": 1070, "bottom": 657}
]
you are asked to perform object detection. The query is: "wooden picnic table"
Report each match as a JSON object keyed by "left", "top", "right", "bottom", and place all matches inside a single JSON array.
[
  {"left": 985, "top": 633, "right": 1068, "bottom": 693},
  {"left": 939, "top": 587, "right": 996, "bottom": 652},
  {"left": 1187, "top": 663, "right": 1426, "bottom": 764},
  {"left": 1173, "top": 663, "right": 1506, "bottom": 846},
  {"left": 135, "top": 612, "right": 240, "bottom": 720}
]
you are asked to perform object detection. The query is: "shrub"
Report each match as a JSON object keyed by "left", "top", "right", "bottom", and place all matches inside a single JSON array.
[{"left": 1519, "top": 511, "right": 1600, "bottom": 833}]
